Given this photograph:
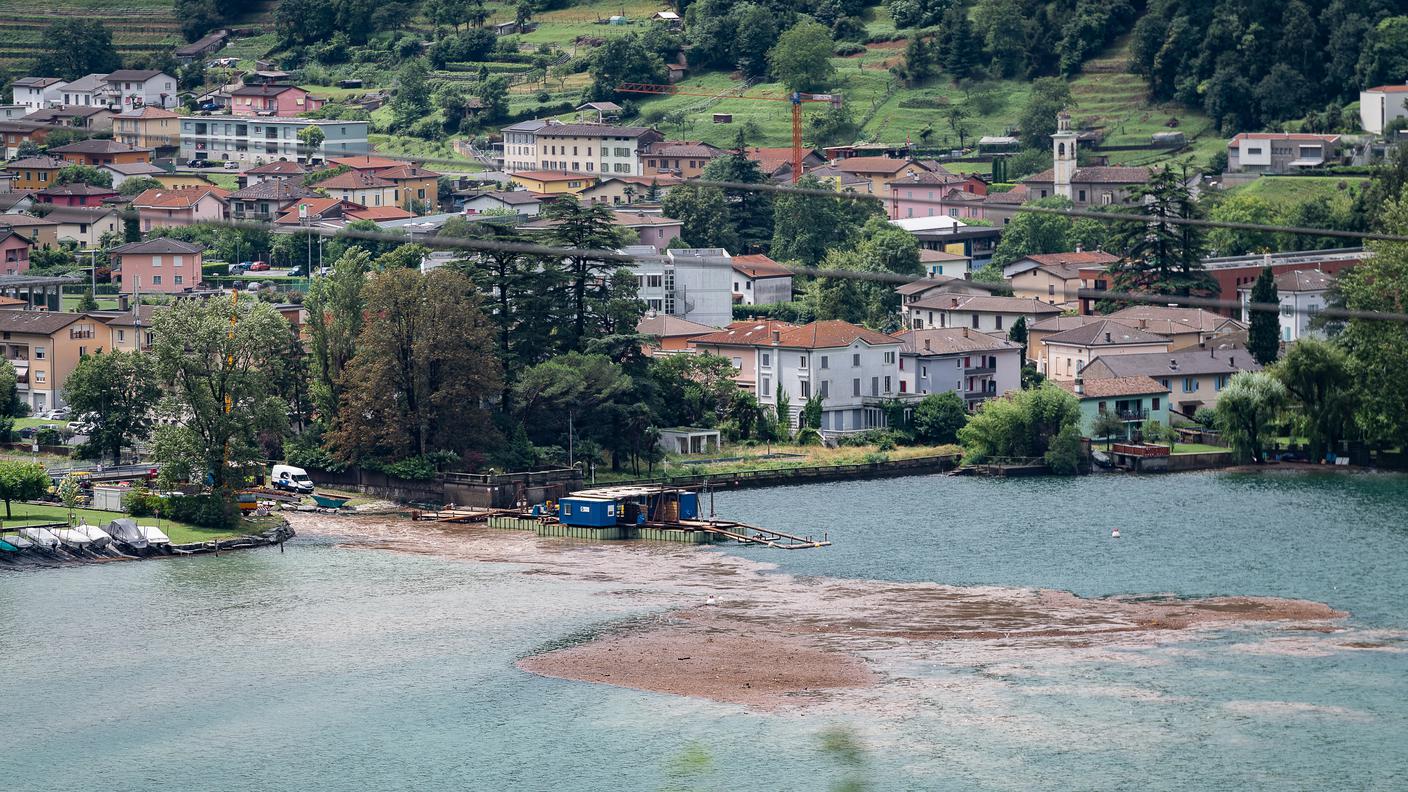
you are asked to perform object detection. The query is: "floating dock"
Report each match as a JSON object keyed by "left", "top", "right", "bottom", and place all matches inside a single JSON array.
[{"left": 413, "top": 486, "right": 829, "bottom": 549}]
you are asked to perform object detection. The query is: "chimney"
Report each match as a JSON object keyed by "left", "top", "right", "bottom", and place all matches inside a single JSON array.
[
  {"left": 1074, "top": 243, "right": 1083, "bottom": 253},
  {"left": 118, "top": 293, "right": 129, "bottom": 311},
  {"left": 1169, "top": 359, "right": 1179, "bottom": 372},
  {"left": 1139, "top": 318, "right": 1147, "bottom": 329},
  {"left": 1104, "top": 331, "right": 1111, "bottom": 343},
  {"left": 924, "top": 337, "right": 931, "bottom": 352},
  {"left": 771, "top": 330, "right": 780, "bottom": 345},
  {"left": 1074, "top": 377, "right": 1083, "bottom": 395},
  {"left": 962, "top": 327, "right": 969, "bottom": 338},
  {"left": 1229, "top": 355, "right": 1235, "bottom": 367}
]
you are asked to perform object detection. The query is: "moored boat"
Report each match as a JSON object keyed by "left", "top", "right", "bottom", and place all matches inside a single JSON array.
[
  {"left": 311, "top": 493, "right": 350, "bottom": 509},
  {"left": 19, "top": 527, "right": 63, "bottom": 547}
]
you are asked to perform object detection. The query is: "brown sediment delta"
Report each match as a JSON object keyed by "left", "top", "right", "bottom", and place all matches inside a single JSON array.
[{"left": 288, "top": 513, "right": 1349, "bottom": 710}]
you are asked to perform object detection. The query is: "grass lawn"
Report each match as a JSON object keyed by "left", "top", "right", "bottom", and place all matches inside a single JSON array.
[
  {"left": 1230, "top": 175, "right": 1366, "bottom": 211},
  {"left": 0, "top": 503, "right": 253, "bottom": 545},
  {"left": 1167, "top": 443, "right": 1232, "bottom": 455},
  {"left": 62, "top": 295, "right": 120, "bottom": 312}
]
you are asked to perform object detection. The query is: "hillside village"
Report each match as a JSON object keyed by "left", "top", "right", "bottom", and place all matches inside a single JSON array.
[{"left": 0, "top": 0, "right": 1400, "bottom": 526}]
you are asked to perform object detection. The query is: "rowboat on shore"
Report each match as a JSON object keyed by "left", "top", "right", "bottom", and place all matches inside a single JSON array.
[
  {"left": 0, "top": 539, "right": 17, "bottom": 552},
  {"left": 311, "top": 493, "right": 350, "bottom": 509}
]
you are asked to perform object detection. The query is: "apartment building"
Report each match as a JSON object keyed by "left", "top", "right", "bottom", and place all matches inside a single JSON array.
[
  {"left": 178, "top": 116, "right": 369, "bottom": 165},
  {"left": 0, "top": 310, "right": 111, "bottom": 413},
  {"left": 531, "top": 122, "right": 663, "bottom": 176},
  {"left": 501, "top": 119, "right": 547, "bottom": 173},
  {"left": 113, "top": 106, "right": 180, "bottom": 149},
  {"left": 629, "top": 247, "right": 733, "bottom": 328}
]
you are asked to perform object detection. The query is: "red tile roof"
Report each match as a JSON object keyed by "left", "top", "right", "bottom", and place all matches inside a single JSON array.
[
  {"left": 1054, "top": 375, "right": 1169, "bottom": 398},
  {"left": 343, "top": 206, "right": 414, "bottom": 221},
  {"left": 730, "top": 254, "right": 791, "bottom": 279},
  {"left": 835, "top": 156, "right": 919, "bottom": 174},
  {"left": 690, "top": 319, "right": 797, "bottom": 347},
  {"left": 1023, "top": 166, "right": 1151, "bottom": 185},
  {"left": 318, "top": 170, "right": 395, "bottom": 189},
  {"left": 775, "top": 320, "right": 900, "bottom": 349},
  {"left": 130, "top": 185, "right": 228, "bottom": 208},
  {"left": 329, "top": 155, "right": 404, "bottom": 170}
]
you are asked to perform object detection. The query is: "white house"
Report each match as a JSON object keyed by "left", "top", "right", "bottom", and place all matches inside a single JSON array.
[
  {"left": 893, "top": 327, "right": 1023, "bottom": 406},
  {"left": 1360, "top": 84, "right": 1408, "bottom": 134},
  {"left": 1238, "top": 269, "right": 1336, "bottom": 343},
  {"left": 460, "top": 190, "right": 542, "bottom": 216},
  {"left": 903, "top": 293, "right": 1063, "bottom": 333},
  {"left": 59, "top": 74, "right": 110, "bottom": 108},
  {"left": 102, "top": 70, "right": 178, "bottom": 110},
  {"left": 629, "top": 246, "right": 733, "bottom": 328},
  {"left": 11, "top": 77, "right": 67, "bottom": 111},
  {"left": 179, "top": 116, "right": 369, "bottom": 164},
  {"left": 753, "top": 320, "right": 903, "bottom": 434},
  {"left": 730, "top": 254, "right": 793, "bottom": 305},
  {"left": 500, "top": 118, "right": 547, "bottom": 173},
  {"left": 919, "top": 249, "right": 971, "bottom": 278}
]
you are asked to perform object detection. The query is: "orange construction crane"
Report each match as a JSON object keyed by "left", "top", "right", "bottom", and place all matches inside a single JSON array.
[{"left": 615, "top": 83, "right": 842, "bottom": 183}]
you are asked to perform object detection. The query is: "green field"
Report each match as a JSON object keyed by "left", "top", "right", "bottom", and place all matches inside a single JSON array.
[{"left": 1230, "top": 175, "right": 1366, "bottom": 210}]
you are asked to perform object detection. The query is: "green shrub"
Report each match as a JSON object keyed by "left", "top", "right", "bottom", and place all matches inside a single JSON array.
[
  {"left": 165, "top": 493, "right": 238, "bottom": 530},
  {"left": 834, "top": 43, "right": 867, "bottom": 56},
  {"left": 35, "top": 428, "right": 61, "bottom": 446},
  {"left": 123, "top": 488, "right": 164, "bottom": 517},
  {"left": 898, "top": 96, "right": 949, "bottom": 109},
  {"left": 862, "top": 451, "right": 890, "bottom": 464},
  {"left": 795, "top": 427, "right": 824, "bottom": 446},
  {"left": 377, "top": 456, "right": 439, "bottom": 480}
]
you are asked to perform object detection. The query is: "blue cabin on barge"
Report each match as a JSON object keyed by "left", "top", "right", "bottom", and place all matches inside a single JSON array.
[{"left": 556, "top": 486, "right": 700, "bottom": 528}]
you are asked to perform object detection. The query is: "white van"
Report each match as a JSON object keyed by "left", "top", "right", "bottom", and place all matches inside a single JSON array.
[{"left": 271, "top": 464, "right": 315, "bottom": 494}]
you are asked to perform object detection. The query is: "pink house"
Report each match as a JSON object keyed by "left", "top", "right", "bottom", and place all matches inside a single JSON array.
[
  {"left": 230, "top": 85, "right": 325, "bottom": 117},
  {"left": 0, "top": 230, "right": 32, "bottom": 275},
  {"left": 110, "top": 237, "right": 203, "bottom": 294},
  {"left": 887, "top": 168, "right": 989, "bottom": 220},
  {"left": 614, "top": 211, "right": 682, "bottom": 251},
  {"left": 35, "top": 182, "right": 119, "bottom": 207},
  {"left": 130, "top": 186, "right": 230, "bottom": 231}
]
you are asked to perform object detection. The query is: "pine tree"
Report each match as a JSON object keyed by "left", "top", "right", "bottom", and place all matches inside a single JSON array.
[
  {"left": 1008, "top": 316, "right": 1028, "bottom": 360},
  {"left": 937, "top": 4, "right": 981, "bottom": 80},
  {"left": 1102, "top": 165, "right": 1217, "bottom": 312},
  {"left": 1247, "top": 266, "right": 1281, "bottom": 365}
]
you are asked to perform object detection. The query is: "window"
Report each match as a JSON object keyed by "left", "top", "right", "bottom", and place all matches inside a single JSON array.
[
  {"left": 1152, "top": 397, "right": 1161, "bottom": 411},
  {"left": 884, "top": 351, "right": 896, "bottom": 364},
  {"left": 799, "top": 355, "right": 808, "bottom": 369},
  {"left": 920, "top": 365, "right": 927, "bottom": 378},
  {"left": 117, "top": 330, "right": 126, "bottom": 342},
  {"left": 34, "top": 370, "right": 44, "bottom": 383},
  {"left": 995, "top": 316, "right": 1003, "bottom": 330},
  {"left": 1182, "top": 377, "right": 1197, "bottom": 393},
  {"left": 1215, "top": 374, "right": 1228, "bottom": 391},
  {"left": 731, "top": 356, "right": 742, "bottom": 369},
  {"left": 761, "top": 352, "right": 770, "bottom": 367},
  {"left": 870, "top": 377, "right": 879, "bottom": 396},
  {"left": 174, "top": 275, "right": 183, "bottom": 285},
  {"left": 646, "top": 275, "right": 662, "bottom": 288},
  {"left": 883, "top": 376, "right": 891, "bottom": 393},
  {"left": 971, "top": 315, "right": 980, "bottom": 329},
  {"left": 852, "top": 353, "right": 860, "bottom": 367},
  {"left": 152, "top": 276, "right": 162, "bottom": 285},
  {"left": 173, "top": 255, "right": 183, "bottom": 267},
  {"left": 1097, "top": 401, "right": 1106, "bottom": 413},
  {"left": 1048, "top": 284, "right": 1055, "bottom": 296},
  {"left": 761, "top": 376, "right": 771, "bottom": 394},
  {"left": 34, "top": 346, "right": 45, "bottom": 360},
  {"left": 852, "top": 378, "right": 861, "bottom": 396},
  {"left": 820, "top": 355, "right": 829, "bottom": 369},
  {"left": 800, "top": 380, "right": 810, "bottom": 398},
  {"left": 1078, "top": 190, "right": 1086, "bottom": 202},
  {"left": 151, "top": 255, "right": 162, "bottom": 267},
  {"left": 820, "top": 380, "right": 830, "bottom": 398}
]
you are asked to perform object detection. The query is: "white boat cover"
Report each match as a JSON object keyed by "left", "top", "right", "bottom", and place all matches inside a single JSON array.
[
  {"left": 138, "top": 525, "right": 171, "bottom": 545},
  {"left": 74, "top": 523, "right": 112, "bottom": 548},
  {"left": 2, "top": 533, "right": 32, "bottom": 549},
  {"left": 54, "top": 528, "right": 93, "bottom": 547},
  {"left": 19, "top": 527, "right": 63, "bottom": 546}
]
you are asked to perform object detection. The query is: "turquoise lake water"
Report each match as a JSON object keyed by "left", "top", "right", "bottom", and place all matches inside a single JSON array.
[{"left": 2, "top": 470, "right": 1406, "bottom": 790}]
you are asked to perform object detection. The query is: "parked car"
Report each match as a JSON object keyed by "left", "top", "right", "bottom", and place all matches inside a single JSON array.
[
  {"left": 187, "top": 159, "right": 213, "bottom": 168},
  {"left": 44, "top": 408, "right": 70, "bottom": 420},
  {"left": 17, "top": 426, "right": 38, "bottom": 438},
  {"left": 223, "top": 160, "right": 239, "bottom": 170},
  {"left": 248, "top": 261, "right": 270, "bottom": 271}
]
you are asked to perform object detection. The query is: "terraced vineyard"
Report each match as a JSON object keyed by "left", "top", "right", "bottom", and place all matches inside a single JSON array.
[{"left": 0, "top": 0, "right": 278, "bottom": 70}]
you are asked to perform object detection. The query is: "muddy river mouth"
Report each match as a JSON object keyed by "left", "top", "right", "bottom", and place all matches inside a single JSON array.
[{"left": 288, "top": 512, "right": 1351, "bottom": 710}]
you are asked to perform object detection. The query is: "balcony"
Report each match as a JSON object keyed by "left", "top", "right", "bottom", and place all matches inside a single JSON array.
[
  {"left": 69, "top": 329, "right": 95, "bottom": 340},
  {"left": 965, "top": 364, "right": 996, "bottom": 375},
  {"left": 1115, "top": 409, "right": 1149, "bottom": 422}
]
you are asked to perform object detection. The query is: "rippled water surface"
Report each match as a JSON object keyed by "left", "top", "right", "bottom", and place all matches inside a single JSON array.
[{"left": 2, "top": 470, "right": 1406, "bottom": 791}]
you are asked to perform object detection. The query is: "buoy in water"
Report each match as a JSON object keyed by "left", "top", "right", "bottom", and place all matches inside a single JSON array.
[
  {"left": 704, "top": 595, "right": 717, "bottom": 606},
  {"left": 1111, "top": 529, "right": 1121, "bottom": 539}
]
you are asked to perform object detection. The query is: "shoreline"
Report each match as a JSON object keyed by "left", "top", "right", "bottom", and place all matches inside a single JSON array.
[
  {"left": 289, "top": 513, "right": 1356, "bottom": 712},
  {"left": 0, "top": 520, "right": 295, "bottom": 569}
]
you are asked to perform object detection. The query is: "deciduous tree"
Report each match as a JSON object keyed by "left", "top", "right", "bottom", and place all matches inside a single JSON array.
[
  {"left": 1214, "top": 371, "right": 1286, "bottom": 464},
  {"left": 63, "top": 351, "right": 160, "bottom": 465},
  {"left": 768, "top": 19, "right": 836, "bottom": 94},
  {"left": 0, "top": 461, "right": 49, "bottom": 518},
  {"left": 912, "top": 391, "right": 967, "bottom": 444}
]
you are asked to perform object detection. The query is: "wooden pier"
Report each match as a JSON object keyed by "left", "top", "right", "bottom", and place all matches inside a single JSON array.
[{"left": 412, "top": 508, "right": 830, "bottom": 549}]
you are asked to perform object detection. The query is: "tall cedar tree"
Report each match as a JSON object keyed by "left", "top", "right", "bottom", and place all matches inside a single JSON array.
[
  {"left": 1102, "top": 165, "right": 1216, "bottom": 311},
  {"left": 541, "top": 197, "right": 627, "bottom": 350},
  {"left": 330, "top": 268, "right": 502, "bottom": 463},
  {"left": 1247, "top": 266, "right": 1280, "bottom": 366},
  {"left": 700, "top": 132, "right": 774, "bottom": 253}
]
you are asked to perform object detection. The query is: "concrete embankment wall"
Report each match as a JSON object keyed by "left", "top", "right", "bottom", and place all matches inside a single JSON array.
[
  {"left": 487, "top": 515, "right": 720, "bottom": 544},
  {"left": 1166, "top": 452, "right": 1235, "bottom": 471},
  {"left": 603, "top": 454, "right": 960, "bottom": 493}
]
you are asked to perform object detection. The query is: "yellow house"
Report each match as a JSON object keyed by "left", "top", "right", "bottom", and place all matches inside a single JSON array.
[
  {"left": 113, "top": 107, "right": 180, "bottom": 149},
  {"left": 1041, "top": 318, "right": 1170, "bottom": 381},
  {"left": 833, "top": 156, "right": 930, "bottom": 195},
  {"left": 1003, "top": 251, "right": 1119, "bottom": 308},
  {"left": 328, "top": 156, "right": 442, "bottom": 213},
  {"left": 317, "top": 170, "right": 398, "bottom": 208},
  {"left": 509, "top": 170, "right": 597, "bottom": 194},
  {"left": 0, "top": 310, "right": 111, "bottom": 414},
  {"left": 102, "top": 305, "right": 157, "bottom": 352}
]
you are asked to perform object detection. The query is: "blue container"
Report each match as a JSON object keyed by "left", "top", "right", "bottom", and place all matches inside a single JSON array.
[
  {"left": 558, "top": 497, "right": 619, "bottom": 527},
  {"left": 677, "top": 492, "right": 699, "bottom": 520}
]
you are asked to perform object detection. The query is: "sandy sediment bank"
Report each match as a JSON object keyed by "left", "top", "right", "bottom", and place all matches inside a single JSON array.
[{"left": 287, "top": 513, "right": 1349, "bottom": 710}]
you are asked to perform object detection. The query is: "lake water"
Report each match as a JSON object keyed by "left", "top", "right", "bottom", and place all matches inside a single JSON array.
[{"left": 2, "top": 470, "right": 1406, "bottom": 791}]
